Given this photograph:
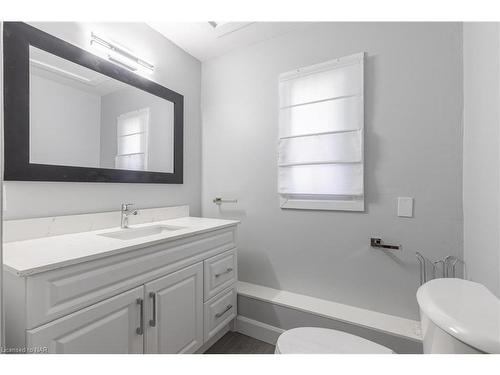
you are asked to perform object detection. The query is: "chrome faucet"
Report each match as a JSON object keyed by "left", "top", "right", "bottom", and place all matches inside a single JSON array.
[{"left": 121, "top": 203, "right": 138, "bottom": 229}]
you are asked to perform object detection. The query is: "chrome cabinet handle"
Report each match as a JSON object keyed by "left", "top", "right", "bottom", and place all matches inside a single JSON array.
[
  {"left": 215, "top": 304, "right": 233, "bottom": 319},
  {"left": 149, "top": 292, "right": 156, "bottom": 327},
  {"left": 215, "top": 268, "right": 233, "bottom": 278},
  {"left": 136, "top": 298, "right": 144, "bottom": 335}
]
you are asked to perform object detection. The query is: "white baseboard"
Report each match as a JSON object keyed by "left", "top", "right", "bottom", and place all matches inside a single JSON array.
[{"left": 235, "top": 315, "right": 284, "bottom": 345}]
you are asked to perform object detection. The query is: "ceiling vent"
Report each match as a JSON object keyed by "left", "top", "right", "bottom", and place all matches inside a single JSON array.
[{"left": 207, "top": 22, "right": 254, "bottom": 38}]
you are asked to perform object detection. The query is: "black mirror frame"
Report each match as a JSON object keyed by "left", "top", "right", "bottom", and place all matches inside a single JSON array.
[{"left": 3, "top": 22, "right": 183, "bottom": 184}]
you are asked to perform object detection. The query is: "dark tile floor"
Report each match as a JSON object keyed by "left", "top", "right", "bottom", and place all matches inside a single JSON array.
[{"left": 204, "top": 331, "right": 276, "bottom": 354}]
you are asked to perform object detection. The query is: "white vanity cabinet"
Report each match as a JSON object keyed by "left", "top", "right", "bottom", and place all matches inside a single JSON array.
[{"left": 4, "top": 222, "right": 238, "bottom": 354}]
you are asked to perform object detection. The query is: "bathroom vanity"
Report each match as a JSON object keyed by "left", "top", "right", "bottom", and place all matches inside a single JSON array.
[{"left": 3, "top": 214, "right": 239, "bottom": 354}]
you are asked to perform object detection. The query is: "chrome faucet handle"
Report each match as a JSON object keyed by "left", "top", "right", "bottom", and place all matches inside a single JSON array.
[
  {"left": 121, "top": 203, "right": 134, "bottom": 211},
  {"left": 120, "top": 203, "right": 138, "bottom": 229}
]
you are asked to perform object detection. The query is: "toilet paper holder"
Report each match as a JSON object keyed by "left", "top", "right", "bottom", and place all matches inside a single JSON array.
[{"left": 370, "top": 238, "right": 401, "bottom": 250}]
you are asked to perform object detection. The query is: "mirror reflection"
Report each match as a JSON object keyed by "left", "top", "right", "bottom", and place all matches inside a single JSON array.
[{"left": 29, "top": 46, "right": 174, "bottom": 173}]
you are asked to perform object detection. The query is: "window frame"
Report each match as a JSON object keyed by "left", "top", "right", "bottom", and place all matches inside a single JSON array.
[{"left": 278, "top": 52, "right": 365, "bottom": 212}]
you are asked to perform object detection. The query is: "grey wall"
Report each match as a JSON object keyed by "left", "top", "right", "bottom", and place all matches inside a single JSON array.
[
  {"left": 4, "top": 22, "right": 202, "bottom": 219},
  {"left": 100, "top": 87, "right": 174, "bottom": 173},
  {"left": 463, "top": 23, "right": 500, "bottom": 296},
  {"left": 30, "top": 74, "right": 101, "bottom": 168},
  {"left": 201, "top": 22, "right": 464, "bottom": 320}
]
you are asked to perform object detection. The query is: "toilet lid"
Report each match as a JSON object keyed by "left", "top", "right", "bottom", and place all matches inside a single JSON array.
[{"left": 275, "top": 327, "right": 393, "bottom": 354}]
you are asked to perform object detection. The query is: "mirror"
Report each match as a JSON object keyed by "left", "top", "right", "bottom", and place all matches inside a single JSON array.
[
  {"left": 29, "top": 47, "right": 174, "bottom": 173},
  {"left": 3, "top": 22, "right": 183, "bottom": 184}
]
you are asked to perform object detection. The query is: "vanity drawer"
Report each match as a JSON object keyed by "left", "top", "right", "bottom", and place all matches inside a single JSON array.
[
  {"left": 204, "top": 286, "right": 237, "bottom": 342},
  {"left": 203, "top": 248, "right": 237, "bottom": 301}
]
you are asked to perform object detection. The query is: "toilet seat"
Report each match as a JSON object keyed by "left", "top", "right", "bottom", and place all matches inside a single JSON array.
[{"left": 275, "top": 327, "right": 393, "bottom": 354}]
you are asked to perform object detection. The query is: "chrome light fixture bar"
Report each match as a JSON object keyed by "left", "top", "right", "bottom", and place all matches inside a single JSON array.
[{"left": 90, "top": 32, "right": 154, "bottom": 73}]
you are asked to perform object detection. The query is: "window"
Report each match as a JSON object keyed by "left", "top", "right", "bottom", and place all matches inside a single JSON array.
[
  {"left": 115, "top": 108, "right": 150, "bottom": 171},
  {"left": 278, "top": 53, "right": 365, "bottom": 211}
]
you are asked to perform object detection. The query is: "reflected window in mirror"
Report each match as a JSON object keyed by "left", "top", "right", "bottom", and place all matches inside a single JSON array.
[{"left": 116, "top": 108, "right": 149, "bottom": 171}]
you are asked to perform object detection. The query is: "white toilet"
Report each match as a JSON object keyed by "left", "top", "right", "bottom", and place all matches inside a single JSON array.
[
  {"left": 416, "top": 278, "right": 500, "bottom": 354},
  {"left": 275, "top": 327, "right": 393, "bottom": 354}
]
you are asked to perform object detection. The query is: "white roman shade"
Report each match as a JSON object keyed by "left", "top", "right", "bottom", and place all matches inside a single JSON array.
[
  {"left": 115, "top": 108, "right": 150, "bottom": 171},
  {"left": 278, "top": 53, "right": 365, "bottom": 211}
]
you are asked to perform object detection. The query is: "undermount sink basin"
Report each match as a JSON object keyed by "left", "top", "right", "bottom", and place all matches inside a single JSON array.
[{"left": 99, "top": 224, "right": 185, "bottom": 240}]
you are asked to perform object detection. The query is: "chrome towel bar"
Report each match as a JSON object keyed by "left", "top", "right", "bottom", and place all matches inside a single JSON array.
[{"left": 213, "top": 197, "right": 238, "bottom": 205}]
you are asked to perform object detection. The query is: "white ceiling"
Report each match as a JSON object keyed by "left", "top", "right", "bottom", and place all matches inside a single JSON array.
[{"left": 147, "top": 22, "right": 312, "bottom": 62}]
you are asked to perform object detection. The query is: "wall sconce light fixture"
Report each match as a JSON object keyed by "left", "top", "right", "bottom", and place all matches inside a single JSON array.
[{"left": 90, "top": 32, "right": 154, "bottom": 74}]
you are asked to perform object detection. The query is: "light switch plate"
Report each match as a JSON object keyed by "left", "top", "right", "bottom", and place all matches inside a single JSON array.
[{"left": 397, "top": 197, "right": 413, "bottom": 217}]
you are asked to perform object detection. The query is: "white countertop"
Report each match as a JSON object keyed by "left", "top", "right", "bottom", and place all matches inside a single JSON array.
[{"left": 3, "top": 216, "right": 239, "bottom": 277}]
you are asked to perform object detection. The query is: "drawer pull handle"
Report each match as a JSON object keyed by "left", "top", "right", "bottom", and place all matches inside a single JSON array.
[
  {"left": 136, "top": 298, "right": 144, "bottom": 335},
  {"left": 215, "top": 268, "right": 233, "bottom": 278},
  {"left": 149, "top": 292, "right": 157, "bottom": 327},
  {"left": 215, "top": 304, "right": 233, "bottom": 319}
]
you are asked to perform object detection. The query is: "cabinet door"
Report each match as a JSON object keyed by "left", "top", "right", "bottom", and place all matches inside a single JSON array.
[
  {"left": 145, "top": 262, "right": 203, "bottom": 354},
  {"left": 27, "top": 286, "right": 144, "bottom": 354}
]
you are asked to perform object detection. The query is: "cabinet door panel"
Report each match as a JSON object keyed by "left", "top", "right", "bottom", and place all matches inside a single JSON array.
[
  {"left": 27, "top": 286, "right": 144, "bottom": 354},
  {"left": 145, "top": 263, "right": 203, "bottom": 354}
]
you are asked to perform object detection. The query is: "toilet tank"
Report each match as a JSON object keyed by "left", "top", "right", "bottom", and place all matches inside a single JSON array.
[{"left": 417, "top": 278, "right": 500, "bottom": 354}]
